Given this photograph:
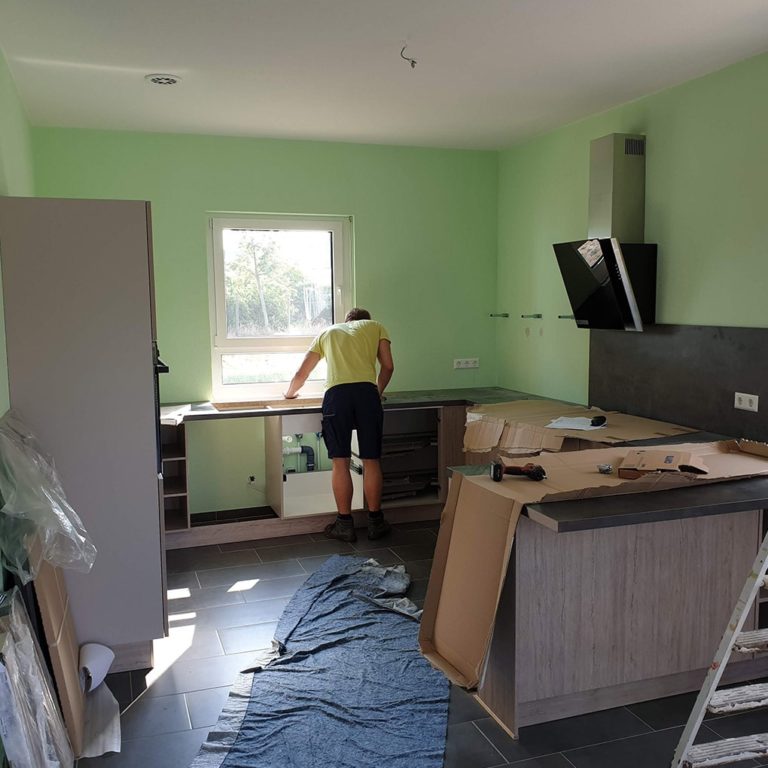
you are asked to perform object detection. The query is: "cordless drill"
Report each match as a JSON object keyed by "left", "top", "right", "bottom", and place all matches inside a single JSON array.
[{"left": 490, "top": 460, "right": 547, "bottom": 482}]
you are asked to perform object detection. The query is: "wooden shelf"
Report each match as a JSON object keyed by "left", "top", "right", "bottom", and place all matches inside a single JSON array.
[
  {"left": 163, "top": 477, "right": 187, "bottom": 498},
  {"left": 164, "top": 507, "right": 189, "bottom": 531},
  {"left": 161, "top": 445, "right": 186, "bottom": 461}
]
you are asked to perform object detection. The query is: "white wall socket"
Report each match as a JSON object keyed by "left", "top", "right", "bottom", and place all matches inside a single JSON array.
[
  {"left": 453, "top": 358, "right": 480, "bottom": 369},
  {"left": 734, "top": 392, "right": 759, "bottom": 412}
]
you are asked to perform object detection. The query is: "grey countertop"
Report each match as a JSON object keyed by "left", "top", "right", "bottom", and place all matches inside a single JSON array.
[
  {"left": 182, "top": 391, "right": 768, "bottom": 533},
  {"left": 181, "top": 386, "right": 534, "bottom": 421}
]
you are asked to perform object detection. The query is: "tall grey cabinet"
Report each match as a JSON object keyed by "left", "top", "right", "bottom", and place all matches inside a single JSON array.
[{"left": 0, "top": 197, "right": 165, "bottom": 670}]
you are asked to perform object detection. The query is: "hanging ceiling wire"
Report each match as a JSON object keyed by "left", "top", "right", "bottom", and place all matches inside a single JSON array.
[{"left": 400, "top": 45, "right": 417, "bottom": 69}]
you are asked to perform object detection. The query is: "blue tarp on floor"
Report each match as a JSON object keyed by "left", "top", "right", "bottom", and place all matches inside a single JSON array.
[{"left": 190, "top": 555, "right": 449, "bottom": 768}]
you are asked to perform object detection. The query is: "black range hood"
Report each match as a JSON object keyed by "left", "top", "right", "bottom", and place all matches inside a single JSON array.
[
  {"left": 553, "top": 238, "right": 656, "bottom": 331},
  {"left": 554, "top": 134, "right": 657, "bottom": 331}
]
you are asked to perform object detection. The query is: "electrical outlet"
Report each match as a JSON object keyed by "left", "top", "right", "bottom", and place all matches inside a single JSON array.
[
  {"left": 734, "top": 392, "right": 759, "bottom": 412},
  {"left": 453, "top": 358, "right": 480, "bottom": 369}
]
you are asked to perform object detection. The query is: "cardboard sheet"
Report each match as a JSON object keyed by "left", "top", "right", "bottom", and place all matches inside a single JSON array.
[
  {"left": 419, "top": 473, "right": 523, "bottom": 688},
  {"left": 617, "top": 449, "right": 709, "bottom": 479},
  {"left": 420, "top": 439, "right": 768, "bottom": 688},
  {"left": 464, "top": 399, "right": 694, "bottom": 456}
]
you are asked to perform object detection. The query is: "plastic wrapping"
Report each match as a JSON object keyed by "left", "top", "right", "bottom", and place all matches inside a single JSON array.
[
  {"left": 0, "top": 587, "right": 75, "bottom": 767},
  {"left": 0, "top": 411, "right": 96, "bottom": 583}
]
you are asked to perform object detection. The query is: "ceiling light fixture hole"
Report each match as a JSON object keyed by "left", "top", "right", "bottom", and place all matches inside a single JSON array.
[{"left": 145, "top": 73, "right": 181, "bottom": 86}]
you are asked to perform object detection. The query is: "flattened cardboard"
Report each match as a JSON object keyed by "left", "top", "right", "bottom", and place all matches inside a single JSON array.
[
  {"left": 464, "top": 399, "right": 695, "bottom": 457},
  {"left": 617, "top": 449, "right": 709, "bottom": 479},
  {"left": 539, "top": 440, "right": 768, "bottom": 503},
  {"left": 421, "top": 440, "right": 768, "bottom": 688},
  {"left": 419, "top": 473, "right": 523, "bottom": 688}
]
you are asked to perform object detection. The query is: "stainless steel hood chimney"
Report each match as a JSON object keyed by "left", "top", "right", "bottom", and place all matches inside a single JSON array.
[
  {"left": 552, "top": 132, "right": 656, "bottom": 331},
  {"left": 587, "top": 133, "right": 646, "bottom": 242}
]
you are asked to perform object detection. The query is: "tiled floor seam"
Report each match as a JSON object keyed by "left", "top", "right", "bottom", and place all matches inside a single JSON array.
[
  {"left": 561, "top": 717, "right": 690, "bottom": 761},
  {"left": 622, "top": 704, "right": 658, "bottom": 731},
  {"left": 121, "top": 719, "right": 198, "bottom": 743},
  {"left": 182, "top": 692, "right": 193, "bottom": 731},
  {"left": 470, "top": 719, "right": 512, "bottom": 765},
  {"left": 560, "top": 753, "right": 579, "bottom": 768}
]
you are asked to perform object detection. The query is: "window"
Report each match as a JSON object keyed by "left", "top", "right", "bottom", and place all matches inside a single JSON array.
[{"left": 209, "top": 214, "right": 353, "bottom": 401}]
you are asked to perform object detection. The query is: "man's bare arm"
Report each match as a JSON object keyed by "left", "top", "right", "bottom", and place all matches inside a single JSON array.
[
  {"left": 284, "top": 351, "right": 322, "bottom": 398},
  {"left": 377, "top": 339, "right": 394, "bottom": 397}
]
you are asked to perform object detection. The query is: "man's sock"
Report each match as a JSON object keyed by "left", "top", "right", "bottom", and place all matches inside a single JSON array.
[
  {"left": 336, "top": 513, "right": 354, "bottom": 525},
  {"left": 367, "top": 510, "right": 383, "bottom": 519}
]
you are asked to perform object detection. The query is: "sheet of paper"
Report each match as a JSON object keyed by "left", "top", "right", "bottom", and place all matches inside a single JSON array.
[
  {"left": 160, "top": 404, "right": 191, "bottom": 426},
  {"left": 545, "top": 416, "right": 607, "bottom": 431},
  {"left": 80, "top": 683, "right": 121, "bottom": 758}
]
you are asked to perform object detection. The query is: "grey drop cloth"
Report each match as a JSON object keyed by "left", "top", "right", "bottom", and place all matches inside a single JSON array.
[{"left": 191, "top": 555, "right": 449, "bottom": 768}]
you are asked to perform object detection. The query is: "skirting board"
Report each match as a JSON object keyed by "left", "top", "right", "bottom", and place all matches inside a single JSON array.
[
  {"left": 110, "top": 640, "right": 154, "bottom": 673},
  {"left": 164, "top": 504, "right": 442, "bottom": 549},
  {"left": 477, "top": 655, "right": 768, "bottom": 738}
]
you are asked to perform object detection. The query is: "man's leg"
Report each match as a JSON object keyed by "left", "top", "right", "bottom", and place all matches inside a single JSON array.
[
  {"left": 361, "top": 458, "right": 390, "bottom": 540},
  {"left": 324, "top": 457, "right": 357, "bottom": 542},
  {"left": 331, "top": 457, "right": 354, "bottom": 516},
  {"left": 354, "top": 384, "right": 390, "bottom": 540},
  {"left": 361, "top": 458, "right": 382, "bottom": 511},
  {"left": 322, "top": 386, "right": 357, "bottom": 543}
]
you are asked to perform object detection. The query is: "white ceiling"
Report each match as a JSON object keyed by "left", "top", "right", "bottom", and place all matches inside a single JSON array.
[{"left": 2, "top": 0, "right": 768, "bottom": 150}]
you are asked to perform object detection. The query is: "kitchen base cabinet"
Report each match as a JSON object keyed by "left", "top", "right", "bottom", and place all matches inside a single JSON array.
[
  {"left": 265, "top": 412, "right": 364, "bottom": 518},
  {"left": 161, "top": 423, "right": 189, "bottom": 531},
  {"left": 478, "top": 510, "right": 768, "bottom": 737},
  {"left": 164, "top": 403, "right": 466, "bottom": 548}
]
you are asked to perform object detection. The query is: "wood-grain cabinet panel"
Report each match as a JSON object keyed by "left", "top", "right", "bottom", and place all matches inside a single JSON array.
[{"left": 514, "top": 510, "right": 760, "bottom": 702}]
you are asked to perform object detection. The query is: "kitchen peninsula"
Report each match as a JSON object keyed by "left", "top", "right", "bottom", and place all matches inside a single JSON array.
[{"left": 424, "top": 446, "right": 768, "bottom": 738}]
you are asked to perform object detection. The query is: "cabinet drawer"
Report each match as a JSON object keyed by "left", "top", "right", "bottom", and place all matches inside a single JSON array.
[{"left": 381, "top": 445, "right": 437, "bottom": 474}]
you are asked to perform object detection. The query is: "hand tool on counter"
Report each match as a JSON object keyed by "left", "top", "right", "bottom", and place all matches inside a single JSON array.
[{"left": 490, "top": 460, "right": 547, "bottom": 482}]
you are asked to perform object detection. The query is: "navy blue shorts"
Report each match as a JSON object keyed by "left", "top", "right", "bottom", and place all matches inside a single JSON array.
[{"left": 321, "top": 383, "right": 383, "bottom": 459}]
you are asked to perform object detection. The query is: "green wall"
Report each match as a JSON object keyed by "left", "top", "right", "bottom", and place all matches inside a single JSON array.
[
  {"left": 497, "top": 52, "right": 768, "bottom": 405},
  {"left": 32, "top": 128, "right": 497, "bottom": 511},
  {"left": 27, "top": 50, "right": 768, "bottom": 511},
  {"left": 32, "top": 129, "right": 499, "bottom": 404},
  {"left": 0, "top": 50, "right": 34, "bottom": 415},
  {"left": 185, "top": 418, "right": 268, "bottom": 513}
]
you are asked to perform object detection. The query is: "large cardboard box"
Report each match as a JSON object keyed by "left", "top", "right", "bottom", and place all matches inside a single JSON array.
[
  {"left": 464, "top": 399, "right": 694, "bottom": 462},
  {"left": 419, "top": 439, "right": 768, "bottom": 688}
]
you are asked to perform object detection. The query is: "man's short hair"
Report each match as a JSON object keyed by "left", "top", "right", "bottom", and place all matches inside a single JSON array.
[{"left": 345, "top": 307, "right": 371, "bottom": 321}]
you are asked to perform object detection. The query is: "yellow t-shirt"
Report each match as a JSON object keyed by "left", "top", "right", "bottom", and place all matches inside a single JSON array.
[{"left": 310, "top": 319, "right": 390, "bottom": 390}]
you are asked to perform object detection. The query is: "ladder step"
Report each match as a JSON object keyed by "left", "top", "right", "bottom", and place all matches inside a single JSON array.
[
  {"left": 708, "top": 683, "right": 768, "bottom": 714},
  {"left": 684, "top": 733, "right": 768, "bottom": 767},
  {"left": 733, "top": 628, "right": 768, "bottom": 653}
]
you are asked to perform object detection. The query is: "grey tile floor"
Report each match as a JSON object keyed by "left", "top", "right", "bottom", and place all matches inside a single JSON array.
[{"left": 78, "top": 521, "right": 768, "bottom": 768}]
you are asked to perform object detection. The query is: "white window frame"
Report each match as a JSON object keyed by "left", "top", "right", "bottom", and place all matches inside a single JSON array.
[{"left": 208, "top": 214, "right": 354, "bottom": 402}]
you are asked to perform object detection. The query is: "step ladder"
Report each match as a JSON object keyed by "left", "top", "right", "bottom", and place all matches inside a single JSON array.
[{"left": 671, "top": 530, "right": 768, "bottom": 767}]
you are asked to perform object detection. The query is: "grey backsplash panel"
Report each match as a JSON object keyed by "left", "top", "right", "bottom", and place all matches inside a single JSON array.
[{"left": 589, "top": 325, "right": 768, "bottom": 442}]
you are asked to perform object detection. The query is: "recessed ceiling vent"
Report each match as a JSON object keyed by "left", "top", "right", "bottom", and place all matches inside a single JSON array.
[
  {"left": 588, "top": 133, "right": 646, "bottom": 243},
  {"left": 144, "top": 73, "right": 182, "bottom": 86}
]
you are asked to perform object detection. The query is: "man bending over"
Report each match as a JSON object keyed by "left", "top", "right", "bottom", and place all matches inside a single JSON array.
[{"left": 284, "top": 308, "right": 394, "bottom": 542}]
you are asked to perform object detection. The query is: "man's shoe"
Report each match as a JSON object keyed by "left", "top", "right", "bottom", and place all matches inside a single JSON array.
[
  {"left": 367, "top": 516, "right": 391, "bottom": 541},
  {"left": 324, "top": 516, "right": 357, "bottom": 543}
]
